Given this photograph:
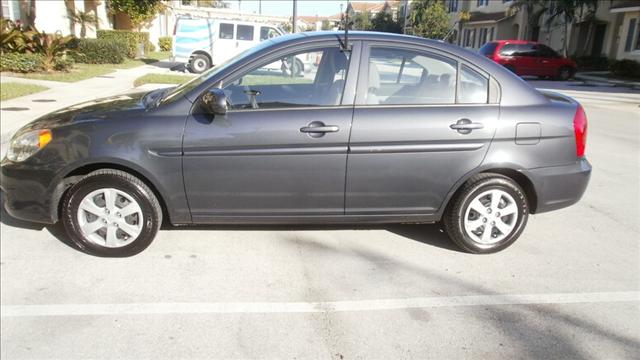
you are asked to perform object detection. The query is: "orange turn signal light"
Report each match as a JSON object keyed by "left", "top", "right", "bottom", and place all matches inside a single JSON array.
[{"left": 38, "top": 130, "right": 52, "bottom": 148}]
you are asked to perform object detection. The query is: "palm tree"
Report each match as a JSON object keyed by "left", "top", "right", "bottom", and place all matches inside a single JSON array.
[{"left": 68, "top": 9, "right": 99, "bottom": 38}]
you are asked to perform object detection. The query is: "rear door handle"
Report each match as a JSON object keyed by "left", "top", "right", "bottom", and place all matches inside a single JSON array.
[
  {"left": 450, "top": 119, "right": 484, "bottom": 134},
  {"left": 300, "top": 126, "right": 339, "bottom": 133}
]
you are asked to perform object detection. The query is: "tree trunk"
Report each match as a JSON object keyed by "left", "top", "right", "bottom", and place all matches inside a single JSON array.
[{"left": 18, "top": 0, "right": 35, "bottom": 27}]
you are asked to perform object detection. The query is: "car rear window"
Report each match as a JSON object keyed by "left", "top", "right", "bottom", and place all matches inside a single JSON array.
[{"left": 479, "top": 42, "right": 498, "bottom": 56}]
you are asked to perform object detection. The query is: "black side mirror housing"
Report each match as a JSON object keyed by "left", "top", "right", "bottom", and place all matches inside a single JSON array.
[{"left": 202, "top": 88, "right": 228, "bottom": 115}]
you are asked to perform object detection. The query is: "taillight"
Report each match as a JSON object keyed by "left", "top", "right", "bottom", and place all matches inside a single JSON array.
[{"left": 573, "top": 104, "right": 588, "bottom": 157}]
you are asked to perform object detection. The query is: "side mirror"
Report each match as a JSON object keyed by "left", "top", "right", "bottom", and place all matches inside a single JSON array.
[{"left": 202, "top": 88, "right": 227, "bottom": 115}]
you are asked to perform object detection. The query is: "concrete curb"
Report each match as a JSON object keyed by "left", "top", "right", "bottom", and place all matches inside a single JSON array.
[{"left": 574, "top": 73, "right": 640, "bottom": 90}]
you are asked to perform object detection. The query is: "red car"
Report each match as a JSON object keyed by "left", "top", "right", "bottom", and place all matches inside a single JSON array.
[{"left": 479, "top": 40, "right": 577, "bottom": 80}]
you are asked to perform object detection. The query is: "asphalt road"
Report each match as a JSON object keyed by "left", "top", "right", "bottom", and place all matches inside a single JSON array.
[{"left": 1, "top": 81, "right": 639, "bottom": 359}]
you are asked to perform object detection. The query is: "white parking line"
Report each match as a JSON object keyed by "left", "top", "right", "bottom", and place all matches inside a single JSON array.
[{"left": 2, "top": 291, "right": 638, "bottom": 317}]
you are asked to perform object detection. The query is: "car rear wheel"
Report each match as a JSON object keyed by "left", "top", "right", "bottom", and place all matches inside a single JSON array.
[
  {"left": 189, "top": 54, "right": 211, "bottom": 74},
  {"left": 444, "top": 173, "right": 529, "bottom": 254},
  {"left": 557, "top": 66, "right": 573, "bottom": 81},
  {"left": 61, "top": 169, "right": 162, "bottom": 257}
]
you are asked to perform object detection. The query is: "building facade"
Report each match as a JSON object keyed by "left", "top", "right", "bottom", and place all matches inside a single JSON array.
[{"left": 442, "top": 0, "right": 639, "bottom": 61}]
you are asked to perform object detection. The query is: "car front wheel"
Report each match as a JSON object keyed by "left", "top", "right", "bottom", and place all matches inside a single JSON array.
[
  {"left": 61, "top": 169, "right": 162, "bottom": 257},
  {"left": 189, "top": 54, "right": 211, "bottom": 74},
  {"left": 444, "top": 173, "right": 529, "bottom": 254}
]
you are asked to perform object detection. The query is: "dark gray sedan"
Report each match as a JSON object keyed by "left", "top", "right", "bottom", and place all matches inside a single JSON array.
[{"left": 0, "top": 32, "right": 591, "bottom": 256}]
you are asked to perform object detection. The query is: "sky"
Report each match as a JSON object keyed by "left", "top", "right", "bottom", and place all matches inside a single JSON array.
[{"left": 225, "top": 0, "right": 386, "bottom": 17}]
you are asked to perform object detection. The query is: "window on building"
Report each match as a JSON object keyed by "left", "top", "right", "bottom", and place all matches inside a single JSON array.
[
  {"left": 489, "top": 27, "right": 494, "bottom": 41},
  {"left": 237, "top": 25, "right": 254, "bottom": 41},
  {"left": 364, "top": 47, "right": 457, "bottom": 105},
  {"left": 477, "top": 0, "right": 489, "bottom": 6},
  {"left": 635, "top": 18, "right": 640, "bottom": 51},
  {"left": 624, "top": 19, "right": 636, "bottom": 52},
  {"left": 479, "top": 28, "right": 488, "bottom": 47},
  {"left": 448, "top": 0, "right": 458, "bottom": 12},
  {"left": 463, "top": 29, "right": 471, "bottom": 47},
  {"left": 219, "top": 23, "right": 234, "bottom": 39},
  {"left": 471, "top": 29, "right": 477, "bottom": 48}
]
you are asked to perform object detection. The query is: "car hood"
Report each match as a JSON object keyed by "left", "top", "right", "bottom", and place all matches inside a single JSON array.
[{"left": 22, "top": 90, "right": 154, "bottom": 131}]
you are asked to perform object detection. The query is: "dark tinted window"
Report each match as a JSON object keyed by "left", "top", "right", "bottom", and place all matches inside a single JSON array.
[
  {"left": 479, "top": 42, "right": 498, "bottom": 56},
  {"left": 219, "top": 23, "right": 234, "bottom": 39},
  {"left": 536, "top": 44, "right": 559, "bottom": 58},
  {"left": 237, "top": 25, "right": 254, "bottom": 41}
]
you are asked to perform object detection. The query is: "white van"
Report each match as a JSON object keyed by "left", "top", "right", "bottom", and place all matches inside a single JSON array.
[{"left": 172, "top": 17, "right": 288, "bottom": 73}]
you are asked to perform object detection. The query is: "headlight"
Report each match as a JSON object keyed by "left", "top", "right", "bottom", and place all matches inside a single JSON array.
[{"left": 6, "top": 129, "right": 52, "bottom": 162}]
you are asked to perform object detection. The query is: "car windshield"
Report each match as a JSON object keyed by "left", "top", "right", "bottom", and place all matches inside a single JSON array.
[
  {"left": 161, "top": 40, "right": 276, "bottom": 104},
  {"left": 479, "top": 42, "right": 498, "bottom": 56}
]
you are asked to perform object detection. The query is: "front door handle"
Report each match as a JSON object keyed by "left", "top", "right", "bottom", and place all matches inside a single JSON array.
[
  {"left": 450, "top": 118, "right": 484, "bottom": 134},
  {"left": 300, "top": 121, "right": 339, "bottom": 138}
]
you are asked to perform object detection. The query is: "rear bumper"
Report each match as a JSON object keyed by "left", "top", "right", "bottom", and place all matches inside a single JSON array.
[{"left": 524, "top": 158, "right": 592, "bottom": 214}]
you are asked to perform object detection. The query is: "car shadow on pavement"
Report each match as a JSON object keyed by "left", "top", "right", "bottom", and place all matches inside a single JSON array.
[{"left": 162, "top": 222, "right": 464, "bottom": 253}]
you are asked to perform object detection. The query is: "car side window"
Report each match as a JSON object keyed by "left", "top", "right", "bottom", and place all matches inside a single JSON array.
[
  {"left": 237, "top": 25, "right": 254, "bottom": 41},
  {"left": 365, "top": 47, "right": 456, "bottom": 105},
  {"left": 260, "top": 27, "right": 279, "bottom": 41},
  {"left": 219, "top": 23, "right": 234, "bottom": 39},
  {"left": 459, "top": 65, "right": 489, "bottom": 104},
  {"left": 222, "top": 47, "right": 350, "bottom": 110}
]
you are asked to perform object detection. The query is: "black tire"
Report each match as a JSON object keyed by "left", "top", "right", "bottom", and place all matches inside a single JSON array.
[
  {"left": 294, "top": 58, "right": 304, "bottom": 76},
  {"left": 188, "top": 54, "right": 211, "bottom": 74},
  {"left": 443, "top": 173, "right": 529, "bottom": 254},
  {"left": 281, "top": 57, "right": 303, "bottom": 77},
  {"left": 61, "top": 169, "right": 162, "bottom": 257},
  {"left": 556, "top": 66, "right": 573, "bottom": 81}
]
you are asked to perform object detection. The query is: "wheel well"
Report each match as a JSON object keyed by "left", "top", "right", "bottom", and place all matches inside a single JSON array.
[
  {"left": 59, "top": 163, "right": 170, "bottom": 225},
  {"left": 191, "top": 50, "right": 212, "bottom": 65},
  {"left": 480, "top": 169, "right": 538, "bottom": 213},
  {"left": 444, "top": 168, "right": 539, "bottom": 217}
]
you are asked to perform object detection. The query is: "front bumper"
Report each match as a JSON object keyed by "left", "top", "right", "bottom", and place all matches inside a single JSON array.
[
  {"left": 524, "top": 158, "right": 592, "bottom": 214},
  {"left": 1, "top": 158, "right": 63, "bottom": 224}
]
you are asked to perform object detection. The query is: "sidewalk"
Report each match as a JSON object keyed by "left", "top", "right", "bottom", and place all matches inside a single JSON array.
[
  {"left": 0, "top": 62, "right": 178, "bottom": 153},
  {"left": 574, "top": 71, "right": 640, "bottom": 90}
]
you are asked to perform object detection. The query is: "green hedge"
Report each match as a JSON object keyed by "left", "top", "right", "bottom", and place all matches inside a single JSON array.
[
  {"left": 158, "top": 36, "right": 172, "bottom": 52},
  {"left": 97, "top": 29, "right": 151, "bottom": 58},
  {"left": 0, "top": 53, "right": 44, "bottom": 72},
  {"left": 73, "top": 38, "right": 127, "bottom": 64},
  {"left": 572, "top": 56, "right": 611, "bottom": 71},
  {"left": 610, "top": 59, "right": 640, "bottom": 78}
]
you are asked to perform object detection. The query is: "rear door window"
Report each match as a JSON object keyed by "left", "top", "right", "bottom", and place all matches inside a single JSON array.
[
  {"left": 219, "top": 23, "right": 234, "bottom": 39},
  {"left": 237, "top": 25, "right": 254, "bottom": 41},
  {"left": 459, "top": 65, "right": 488, "bottom": 104}
]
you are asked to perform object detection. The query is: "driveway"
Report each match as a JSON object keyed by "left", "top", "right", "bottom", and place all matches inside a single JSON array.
[{"left": 1, "top": 82, "right": 639, "bottom": 359}]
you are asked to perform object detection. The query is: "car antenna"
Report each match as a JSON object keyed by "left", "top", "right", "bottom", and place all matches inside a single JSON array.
[{"left": 340, "top": 1, "right": 354, "bottom": 52}]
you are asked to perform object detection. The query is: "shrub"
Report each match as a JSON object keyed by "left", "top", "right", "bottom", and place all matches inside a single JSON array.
[
  {"left": 73, "top": 38, "right": 126, "bottom": 64},
  {"left": 97, "top": 29, "right": 150, "bottom": 58},
  {"left": 53, "top": 56, "right": 74, "bottom": 71},
  {"left": 610, "top": 59, "right": 640, "bottom": 78},
  {"left": 145, "top": 40, "right": 155, "bottom": 52},
  {"left": 572, "top": 56, "right": 611, "bottom": 71},
  {"left": 158, "top": 36, "right": 172, "bottom": 51},
  {"left": 0, "top": 52, "right": 44, "bottom": 72},
  {"left": 22, "top": 29, "right": 74, "bottom": 71}
]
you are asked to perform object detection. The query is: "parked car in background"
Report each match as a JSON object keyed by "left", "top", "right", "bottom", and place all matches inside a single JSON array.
[
  {"left": 172, "top": 16, "right": 301, "bottom": 74},
  {"left": 1, "top": 32, "right": 591, "bottom": 257},
  {"left": 479, "top": 40, "right": 577, "bottom": 80}
]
